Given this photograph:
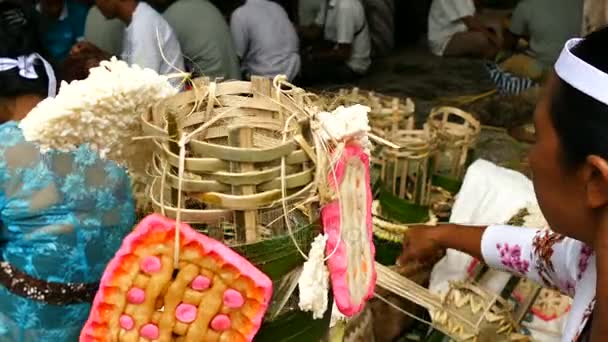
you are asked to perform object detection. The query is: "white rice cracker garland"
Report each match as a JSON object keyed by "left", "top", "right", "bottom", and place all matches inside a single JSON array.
[
  {"left": 298, "top": 233, "right": 330, "bottom": 319},
  {"left": 19, "top": 57, "right": 177, "bottom": 168},
  {"left": 317, "top": 104, "right": 372, "bottom": 154}
]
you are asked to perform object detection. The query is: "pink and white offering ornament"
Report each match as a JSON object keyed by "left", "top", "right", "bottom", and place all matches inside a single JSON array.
[
  {"left": 80, "top": 214, "right": 273, "bottom": 342},
  {"left": 317, "top": 105, "right": 376, "bottom": 317}
]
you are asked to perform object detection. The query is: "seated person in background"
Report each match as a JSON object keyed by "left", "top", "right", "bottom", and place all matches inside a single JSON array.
[
  {"left": 230, "top": 0, "right": 300, "bottom": 81},
  {"left": 146, "top": 0, "right": 240, "bottom": 80},
  {"left": 298, "top": 0, "right": 323, "bottom": 26},
  {"left": 72, "top": 0, "right": 184, "bottom": 75},
  {"left": 83, "top": 4, "right": 124, "bottom": 57},
  {"left": 499, "top": 0, "right": 582, "bottom": 80},
  {"left": 38, "top": 0, "right": 89, "bottom": 62},
  {"left": 428, "top": 0, "right": 500, "bottom": 59},
  {"left": 299, "top": 0, "right": 371, "bottom": 84}
]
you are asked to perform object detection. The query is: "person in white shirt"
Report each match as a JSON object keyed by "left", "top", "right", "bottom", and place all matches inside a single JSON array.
[
  {"left": 300, "top": 0, "right": 371, "bottom": 83},
  {"left": 72, "top": 0, "right": 184, "bottom": 76},
  {"left": 230, "top": 0, "right": 300, "bottom": 81},
  {"left": 428, "top": 0, "right": 500, "bottom": 58}
]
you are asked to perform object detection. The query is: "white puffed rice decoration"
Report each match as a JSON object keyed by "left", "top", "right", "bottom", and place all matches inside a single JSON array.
[
  {"left": 298, "top": 233, "right": 330, "bottom": 319},
  {"left": 19, "top": 58, "right": 178, "bottom": 210},
  {"left": 20, "top": 57, "right": 177, "bottom": 164}
]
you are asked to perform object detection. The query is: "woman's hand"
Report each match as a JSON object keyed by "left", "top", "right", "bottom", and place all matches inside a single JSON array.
[{"left": 398, "top": 226, "right": 446, "bottom": 267}]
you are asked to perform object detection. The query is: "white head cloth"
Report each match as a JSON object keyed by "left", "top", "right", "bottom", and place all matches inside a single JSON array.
[
  {"left": 555, "top": 38, "right": 608, "bottom": 106},
  {"left": 0, "top": 53, "right": 57, "bottom": 98}
]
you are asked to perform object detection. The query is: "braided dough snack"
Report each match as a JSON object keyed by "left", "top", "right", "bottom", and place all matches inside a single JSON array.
[
  {"left": 80, "top": 214, "right": 272, "bottom": 342},
  {"left": 322, "top": 143, "right": 376, "bottom": 317}
]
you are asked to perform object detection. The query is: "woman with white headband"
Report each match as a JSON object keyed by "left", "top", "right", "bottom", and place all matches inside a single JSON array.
[
  {"left": 0, "top": 3, "right": 134, "bottom": 341},
  {"left": 401, "top": 28, "right": 608, "bottom": 341}
]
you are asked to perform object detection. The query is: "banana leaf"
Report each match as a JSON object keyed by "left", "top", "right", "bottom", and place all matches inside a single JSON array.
[
  {"left": 430, "top": 174, "right": 462, "bottom": 194},
  {"left": 377, "top": 185, "right": 430, "bottom": 224},
  {"left": 255, "top": 294, "right": 333, "bottom": 341},
  {"left": 232, "top": 223, "right": 319, "bottom": 281}
]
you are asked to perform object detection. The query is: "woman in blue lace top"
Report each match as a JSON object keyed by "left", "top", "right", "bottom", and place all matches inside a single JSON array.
[{"left": 0, "top": 3, "right": 135, "bottom": 341}]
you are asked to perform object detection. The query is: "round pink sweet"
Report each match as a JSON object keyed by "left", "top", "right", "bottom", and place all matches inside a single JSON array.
[
  {"left": 127, "top": 287, "right": 145, "bottom": 304},
  {"left": 210, "top": 314, "right": 231, "bottom": 331},
  {"left": 175, "top": 303, "right": 198, "bottom": 323},
  {"left": 223, "top": 289, "right": 244, "bottom": 309},
  {"left": 140, "top": 256, "right": 162, "bottom": 274},
  {"left": 191, "top": 275, "right": 211, "bottom": 291},
  {"left": 140, "top": 323, "right": 159, "bottom": 340},
  {"left": 119, "top": 314, "right": 134, "bottom": 330}
]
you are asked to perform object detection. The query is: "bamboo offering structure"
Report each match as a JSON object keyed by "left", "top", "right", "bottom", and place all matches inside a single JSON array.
[
  {"left": 378, "top": 128, "right": 438, "bottom": 205},
  {"left": 426, "top": 107, "right": 481, "bottom": 180},
  {"left": 141, "top": 76, "right": 317, "bottom": 244},
  {"left": 376, "top": 263, "right": 530, "bottom": 342}
]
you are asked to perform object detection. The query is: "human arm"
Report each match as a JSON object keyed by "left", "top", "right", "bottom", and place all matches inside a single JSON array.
[
  {"left": 461, "top": 16, "right": 501, "bottom": 47},
  {"left": 399, "top": 224, "right": 485, "bottom": 263},
  {"left": 400, "top": 224, "right": 586, "bottom": 295}
]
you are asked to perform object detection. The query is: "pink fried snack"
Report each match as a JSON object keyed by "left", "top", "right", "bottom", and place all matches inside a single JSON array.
[
  {"left": 322, "top": 143, "right": 376, "bottom": 317},
  {"left": 80, "top": 214, "right": 273, "bottom": 342}
]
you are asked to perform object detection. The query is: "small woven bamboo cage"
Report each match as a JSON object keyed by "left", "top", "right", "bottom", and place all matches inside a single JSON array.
[
  {"left": 425, "top": 107, "right": 481, "bottom": 180},
  {"left": 378, "top": 129, "right": 438, "bottom": 205},
  {"left": 141, "top": 77, "right": 317, "bottom": 244},
  {"left": 332, "top": 88, "right": 415, "bottom": 137}
]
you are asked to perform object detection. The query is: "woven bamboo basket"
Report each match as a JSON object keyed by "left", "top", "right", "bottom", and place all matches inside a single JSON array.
[
  {"left": 378, "top": 128, "right": 438, "bottom": 205},
  {"left": 141, "top": 77, "right": 318, "bottom": 245},
  {"left": 425, "top": 106, "right": 481, "bottom": 180}
]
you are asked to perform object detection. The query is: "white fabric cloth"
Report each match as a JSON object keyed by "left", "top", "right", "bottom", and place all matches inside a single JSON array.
[
  {"left": 0, "top": 53, "right": 57, "bottom": 98},
  {"left": 555, "top": 38, "right": 608, "bottom": 106},
  {"left": 427, "top": 0, "right": 475, "bottom": 56},
  {"left": 121, "top": 2, "right": 184, "bottom": 76},
  {"left": 430, "top": 159, "right": 536, "bottom": 294},
  {"left": 315, "top": 0, "right": 371, "bottom": 74},
  {"left": 230, "top": 0, "right": 301, "bottom": 81}
]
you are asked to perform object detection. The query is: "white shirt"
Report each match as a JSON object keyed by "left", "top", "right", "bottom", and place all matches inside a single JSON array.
[
  {"left": 315, "top": 0, "right": 371, "bottom": 74},
  {"left": 230, "top": 0, "right": 301, "bottom": 81},
  {"left": 428, "top": 0, "right": 475, "bottom": 56},
  {"left": 122, "top": 2, "right": 184, "bottom": 75}
]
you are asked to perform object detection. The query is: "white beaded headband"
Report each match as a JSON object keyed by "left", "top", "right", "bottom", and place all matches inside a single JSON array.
[{"left": 555, "top": 38, "right": 608, "bottom": 106}]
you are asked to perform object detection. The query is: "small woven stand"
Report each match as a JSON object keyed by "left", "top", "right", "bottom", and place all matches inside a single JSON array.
[
  {"left": 426, "top": 107, "right": 481, "bottom": 180},
  {"left": 378, "top": 129, "right": 437, "bottom": 205}
]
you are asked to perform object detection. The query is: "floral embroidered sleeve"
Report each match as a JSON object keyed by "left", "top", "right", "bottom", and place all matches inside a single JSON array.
[{"left": 481, "top": 225, "right": 593, "bottom": 296}]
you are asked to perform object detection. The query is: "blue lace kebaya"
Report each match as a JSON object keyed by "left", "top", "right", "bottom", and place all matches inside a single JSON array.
[{"left": 0, "top": 122, "right": 135, "bottom": 341}]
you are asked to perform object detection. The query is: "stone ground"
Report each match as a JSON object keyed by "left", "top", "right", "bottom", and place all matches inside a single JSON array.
[{"left": 310, "top": 41, "right": 535, "bottom": 174}]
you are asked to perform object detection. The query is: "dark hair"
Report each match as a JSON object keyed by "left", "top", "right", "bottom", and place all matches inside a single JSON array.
[
  {"left": 62, "top": 52, "right": 104, "bottom": 82},
  {"left": 0, "top": 1, "right": 49, "bottom": 98},
  {"left": 551, "top": 27, "right": 608, "bottom": 167}
]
